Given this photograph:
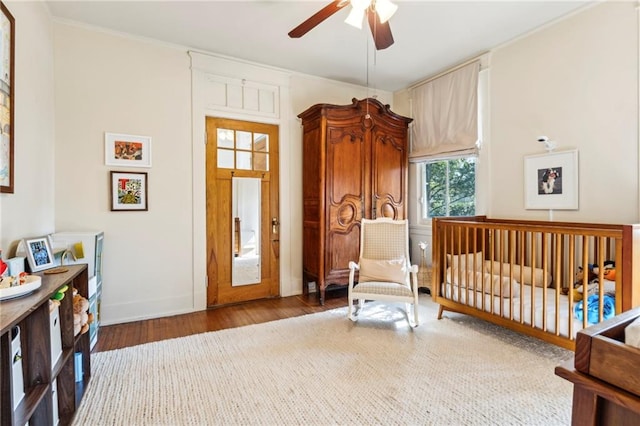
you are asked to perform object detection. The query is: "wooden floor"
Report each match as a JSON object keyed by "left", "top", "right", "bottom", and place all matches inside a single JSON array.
[{"left": 94, "top": 289, "right": 348, "bottom": 352}]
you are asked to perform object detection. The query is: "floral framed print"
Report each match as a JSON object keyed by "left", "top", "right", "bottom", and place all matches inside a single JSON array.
[
  {"left": 24, "top": 236, "right": 55, "bottom": 272},
  {"left": 105, "top": 132, "right": 152, "bottom": 168},
  {"left": 110, "top": 171, "right": 148, "bottom": 211},
  {"left": 524, "top": 149, "right": 579, "bottom": 210},
  {"left": 0, "top": 3, "right": 15, "bottom": 193}
]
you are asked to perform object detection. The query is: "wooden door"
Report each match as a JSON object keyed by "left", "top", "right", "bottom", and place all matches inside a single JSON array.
[{"left": 205, "top": 117, "right": 280, "bottom": 307}]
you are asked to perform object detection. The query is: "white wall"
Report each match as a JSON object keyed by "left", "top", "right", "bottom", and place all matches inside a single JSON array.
[
  {"left": 490, "top": 1, "right": 638, "bottom": 223},
  {"left": 53, "top": 24, "right": 194, "bottom": 323},
  {"left": 400, "top": 1, "right": 639, "bottom": 264},
  {"left": 52, "top": 22, "right": 393, "bottom": 324},
  {"left": 0, "top": 1, "right": 55, "bottom": 254}
]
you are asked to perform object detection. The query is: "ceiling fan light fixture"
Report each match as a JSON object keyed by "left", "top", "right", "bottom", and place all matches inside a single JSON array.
[
  {"left": 374, "top": 0, "right": 398, "bottom": 23},
  {"left": 345, "top": 7, "right": 365, "bottom": 29},
  {"left": 351, "top": 0, "right": 372, "bottom": 11}
]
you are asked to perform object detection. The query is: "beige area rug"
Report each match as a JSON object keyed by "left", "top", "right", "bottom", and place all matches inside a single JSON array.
[{"left": 73, "top": 295, "right": 574, "bottom": 425}]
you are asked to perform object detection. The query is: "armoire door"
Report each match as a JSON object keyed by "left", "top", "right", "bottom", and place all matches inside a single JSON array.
[
  {"left": 205, "top": 117, "right": 280, "bottom": 307},
  {"left": 325, "top": 122, "right": 365, "bottom": 282},
  {"left": 371, "top": 124, "right": 408, "bottom": 220}
]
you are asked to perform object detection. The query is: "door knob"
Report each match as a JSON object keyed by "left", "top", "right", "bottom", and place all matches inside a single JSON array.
[{"left": 272, "top": 217, "right": 280, "bottom": 234}]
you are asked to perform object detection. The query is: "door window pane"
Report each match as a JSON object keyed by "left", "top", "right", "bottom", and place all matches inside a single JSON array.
[
  {"left": 218, "top": 149, "right": 235, "bottom": 169},
  {"left": 237, "top": 131, "right": 252, "bottom": 150},
  {"left": 254, "top": 153, "right": 269, "bottom": 171},
  {"left": 254, "top": 133, "right": 269, "bottom": 152},
  {"left": 217, "top": 129, "right": 234, "bottom": 149},
  {"left": 236, "top": 151, "right": 252, "bottom": 170}
]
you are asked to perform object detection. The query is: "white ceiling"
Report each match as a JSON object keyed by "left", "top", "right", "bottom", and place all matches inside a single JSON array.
[{"left": 46, "top": 1, "right": 593, "bottom": 92}]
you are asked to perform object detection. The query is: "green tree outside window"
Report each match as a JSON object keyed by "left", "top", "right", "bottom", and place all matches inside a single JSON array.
[{"left": 424, "top": 158, "right": 476, "bottom": 218}]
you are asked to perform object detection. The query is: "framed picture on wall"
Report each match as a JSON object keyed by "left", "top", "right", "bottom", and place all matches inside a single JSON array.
[
  {"left": 524, "top": 149, "right": 579, "bottom": 210},
  {"left": 24, "top": 237, "right": 56, "bottom": 272},
  {"left": 110, "top": 171, "right": 148, "bottom": 211},
  {"left": 105, "top": 132, "right": 152, "bottom": 168},
  {"left": 0, "top": 3, "right": 15, "bottom": 193}
]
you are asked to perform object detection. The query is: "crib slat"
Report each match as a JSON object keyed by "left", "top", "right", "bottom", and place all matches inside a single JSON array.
[
  {"left": 582, "top": 236, "right": 589, "bottom": 330},
  {"left": 568, "top": 236, "right": 576, "bottom": 339}
]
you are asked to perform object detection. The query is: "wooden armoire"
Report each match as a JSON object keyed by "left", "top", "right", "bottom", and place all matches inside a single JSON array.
[{"left": 299, "top": 98, "right": 413, "bottom": 304}]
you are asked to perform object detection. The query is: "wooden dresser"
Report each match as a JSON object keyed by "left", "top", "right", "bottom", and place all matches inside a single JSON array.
[
  {"left": 1, "top": 265, "right": 91, "bottom": 426},
  {"left": 298, "top": 98, "right": 412, "bottom": 304}
]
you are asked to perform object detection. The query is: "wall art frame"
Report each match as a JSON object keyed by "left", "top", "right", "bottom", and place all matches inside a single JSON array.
[
  {"left": 105, "top": 132, "right": 152, "bottom": 168},
  {"left": 110, "top": 171, "right": 148, "bottom": 211},
  {"left": 24, "top": 236, "right": 56, "bottom": 272},
  {"left": 524, "top": 149, "right": 579, "bottom": 210},
  {"left": 0, "top": 3, "right": 15, "bottom": 193}
]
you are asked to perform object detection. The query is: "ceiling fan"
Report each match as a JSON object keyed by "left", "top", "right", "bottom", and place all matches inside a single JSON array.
[{"left": 288, "top": 0, "right": 398, "bottom": 50}]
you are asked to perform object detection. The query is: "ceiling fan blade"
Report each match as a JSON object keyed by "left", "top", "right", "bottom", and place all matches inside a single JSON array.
[
  {"left": 288, "top": 1, "right": 350, "bottom": 38},
  {"left": 367, "top": 10, "right": 394, "bottom": 50}
]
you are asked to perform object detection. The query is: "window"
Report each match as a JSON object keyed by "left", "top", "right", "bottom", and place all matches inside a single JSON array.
[
  {"left": 422, "top": 157, "right": 476, "bottom": 219},
  {"left": 217, "top": 128, "right": 269, "bottom": 171}
]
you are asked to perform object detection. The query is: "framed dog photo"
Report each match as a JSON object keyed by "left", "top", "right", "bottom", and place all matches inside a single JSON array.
[
  {"left": 105, "top": 132, "right": 152, "bottom": 168},
  {"left": 24, "top": 236, "right": 56, "bottom": 272},
  {"left": 524, "top": 150, "right": 579, "bottom": 210}
]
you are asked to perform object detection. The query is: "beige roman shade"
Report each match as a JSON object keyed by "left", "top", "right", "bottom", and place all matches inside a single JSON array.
[{"left": 410, "top": 61, "right": 480, "bottom": 162}]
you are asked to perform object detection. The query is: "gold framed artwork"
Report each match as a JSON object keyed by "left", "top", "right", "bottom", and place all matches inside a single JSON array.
[
  {"left": 105, "top": 132, "right": 152, "bottom": 168},
  {"left": 0, "top": 3, "right": 15, "bottom": 193},
  {"left": 110, "top": 171, "right": 148, "bottom": 211}
]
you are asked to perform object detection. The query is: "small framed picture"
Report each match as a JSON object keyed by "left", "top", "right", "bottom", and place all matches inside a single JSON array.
[
  {"left": 524, "top": 149, "right": 579, "bottom": 210},
  {"left": 105, "top": 132, "right": 152, "bottom": 168},
  {"left": 24, "top": 237, "right": 56, "bottom": 272},
  {"left": 110, "top": 171, "right": 148, "bottom": 211}
]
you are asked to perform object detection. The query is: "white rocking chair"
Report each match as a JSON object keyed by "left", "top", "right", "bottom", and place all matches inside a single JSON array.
[{"left": 348, "top": 218, "right": 420, "bottom": 326}]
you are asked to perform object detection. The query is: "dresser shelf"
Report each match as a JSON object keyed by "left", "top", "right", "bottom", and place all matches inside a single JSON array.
[{"left": 1, "top": 264, "right": 91, "bottom": 426}]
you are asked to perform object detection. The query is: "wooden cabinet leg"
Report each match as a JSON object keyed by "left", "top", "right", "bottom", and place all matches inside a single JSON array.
[{"left": 570, "top": 385, "right": 598, "bottom": 426}]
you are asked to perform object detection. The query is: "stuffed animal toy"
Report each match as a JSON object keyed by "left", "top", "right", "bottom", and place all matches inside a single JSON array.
[
  {"left": 593, "top": 261, "right": 616, "bottom": 281},
  {"left": 48, "top": 284, "right": 69, "bottom": 312},
  {"left": 72, "top": 289, "right": 93, "bottom": 336},
  {"left": 562, "top": 265, "right": 596, "bottom": 296},
  {"left": 569, "top": 261, "right": 616, "bottom": 301}
]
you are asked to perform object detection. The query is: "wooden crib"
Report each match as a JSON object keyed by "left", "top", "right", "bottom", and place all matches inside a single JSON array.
[{"left": 431, "top": 216, "right": 640, "bottom": 350}]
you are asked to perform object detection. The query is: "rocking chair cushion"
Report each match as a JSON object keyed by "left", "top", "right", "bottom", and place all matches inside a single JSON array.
[
  {"left": 358, "top": 257, "right": 407, "bottom": 284},
  {"left": 353, "top": 281, "right": 413, "bottom": 297}
]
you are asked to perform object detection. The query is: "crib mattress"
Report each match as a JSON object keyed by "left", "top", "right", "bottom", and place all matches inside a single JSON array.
[{"left": 442, "top": 283, "right": 590, "bottom": 338}]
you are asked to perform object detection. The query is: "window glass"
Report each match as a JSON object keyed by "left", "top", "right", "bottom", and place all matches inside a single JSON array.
[
  {"left": 236, "top": 151, "right": 252, "bottom": 170},
  {"left": 254, "top": 133, "right": 269, "bottom": 152},
  {"left": 217, "top": 129, "right": 234, "bottom": 149},
  {"left": 218, "top": 149, "right": 234, "bottom": 169},
  {"left": 423, "top": 157, "right": 476, "bottom": 219},
  {"left": 254, "top": 153, "right": 269, "bottom": 171},
  {"left": 237, "top": 131, "right": 252, "bottom": 151}
]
